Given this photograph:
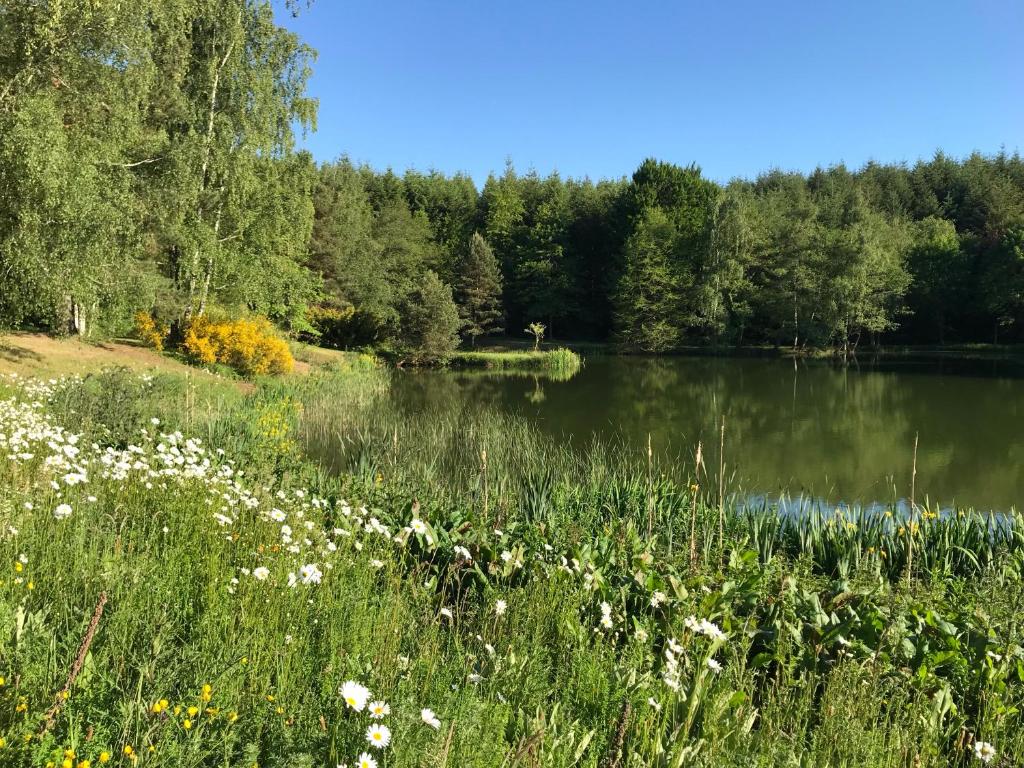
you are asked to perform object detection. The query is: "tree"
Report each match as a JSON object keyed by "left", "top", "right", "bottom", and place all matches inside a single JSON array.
[
  {"left": 700, "top": 185, "right": 757, "bottom": 342},
  {"left": 456, "top": 233, "right": 504, "bottom": 345},
  {"left": 980, "top": 228, "right": 1024, "bottom": 342},
  {"left": 905, "top": 217, "right": 966, "bottom": 343},
  {"left": 525, "top": 322, "right": 546, "bottom": 351},
  {"left": 402, "top": 271, "right": 461, "bottom": 364},
  {"left": 614, "top": 207, "right": 683, "bottom": 352},
  {"left": 157, "top": 1, "right": 317, "bottom": 322}
]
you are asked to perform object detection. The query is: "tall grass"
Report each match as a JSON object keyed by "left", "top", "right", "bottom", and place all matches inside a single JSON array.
[
  {"left": 0, "top": 366, "right": 1020, "bottom": 766},
  {"left": 450, "top": 348, "right": 582, "bottom": 377}
]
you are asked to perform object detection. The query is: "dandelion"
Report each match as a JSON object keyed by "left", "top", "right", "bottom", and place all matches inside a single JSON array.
[
  {"left": 365, "top": 724, "right": 391, "bottom": 749},
  {"left": 421, "top": 708, "right": 441, "bottom": 729},
  {"left": 340, "top": 681, "right": 371, "bottom": 711},
  {"left": 356, "top": 753, "right": 377, "bottom": 768},
  {"left": 368, "top": 700, "right": 390, "bottom": 719},
  {"left": 973, "top": 741, "right": 996, "bottom": 763},
  {"left": 54, "top": 503, "right": 72, "bottom": 520}
]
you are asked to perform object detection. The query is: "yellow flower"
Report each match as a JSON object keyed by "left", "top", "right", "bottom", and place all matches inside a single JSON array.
[
  {"left": 187, "top": 705, "right": 199, "bottom": 717},
  {"left": 0, "top": 736, "right": 5, "bottom": 747},
  {"left": 77, "top": 760, "right": 91, "bottom": 768},
  {"left": 183, "top": 719, "right": 192, "bottom": 730},
  {"left": 201, "top": 684, "right": 212, "bottom": 702},
  {"left": 99, "top": 752, "right": 110, "bottom": 763},
  {"left": 14, "top": 562, "right": 22, "bottom": 572},
  {"left": 122, "top": 746, "right": 134, "bottom": 757},
  {"left": 62, "top": 760, "right": 72, "bottom": 768}
]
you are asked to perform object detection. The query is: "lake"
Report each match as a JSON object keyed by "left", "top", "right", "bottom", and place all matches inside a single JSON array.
[{"left": 391, "top": 354, "right": 1024, "bottom": 512}]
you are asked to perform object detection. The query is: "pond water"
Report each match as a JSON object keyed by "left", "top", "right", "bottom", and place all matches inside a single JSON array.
[{"left": 392, "top": 354, "right": 1024, "bottom": 512}]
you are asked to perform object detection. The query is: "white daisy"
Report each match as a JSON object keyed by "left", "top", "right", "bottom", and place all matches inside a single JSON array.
[
  {"left": 421, "top": 708, "right": 441, "bottom": 729},
  {"left": 340, "top": 680, "right": 371, "bottom": 711},
  {"left": 365, "top": 724, "right": 391, "bottom": 749}
]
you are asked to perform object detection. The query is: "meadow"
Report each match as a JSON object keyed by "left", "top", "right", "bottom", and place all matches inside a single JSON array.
[{"left": 0, "top": 359, "right": 1021, "bottom": 767}]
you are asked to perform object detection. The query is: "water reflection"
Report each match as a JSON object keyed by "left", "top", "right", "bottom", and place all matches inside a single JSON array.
[{"left": 392, "top": 355, "right": 1024, "bottom": 511}]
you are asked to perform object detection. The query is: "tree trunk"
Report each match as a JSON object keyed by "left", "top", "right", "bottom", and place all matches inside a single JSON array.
[{"left": 66, "top": 297, "right": 86, "bottom": 337}]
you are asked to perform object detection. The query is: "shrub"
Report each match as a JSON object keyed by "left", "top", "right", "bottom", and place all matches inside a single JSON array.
[
  {"left": 134, "top": 311, "right": 170, "bottom": 351},
  {"left": 304, "top": 303, "right": 385, "bottom": 349},
  {"left": 182, "top": 316, "right": 294, "bottom": 376}
]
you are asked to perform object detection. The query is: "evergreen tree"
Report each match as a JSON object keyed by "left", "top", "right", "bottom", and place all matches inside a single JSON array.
[
  {"left": 456, "top": 233, "right": 504, "bottom": 345},
  {"left": 614, "top": 207, "right": 683, "bottom": 352},
  {"left": 402, "top": 271, "right": 461, "bottom": 364}
]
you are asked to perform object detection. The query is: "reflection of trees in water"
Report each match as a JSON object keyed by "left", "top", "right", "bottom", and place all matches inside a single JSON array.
[{"left": 383, "top": 358, "right": 1024, "bottom": 509}]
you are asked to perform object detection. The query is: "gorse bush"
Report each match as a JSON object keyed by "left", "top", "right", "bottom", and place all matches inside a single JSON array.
[
  {"left": 134, "top": 311, "right": 170, "bottom": 352},
  {"left": 181, "top": 316, "right": 294, "bottom": 376}
]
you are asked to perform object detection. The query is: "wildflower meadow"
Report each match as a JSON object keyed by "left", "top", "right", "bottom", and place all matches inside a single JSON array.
[{"left": 0, "top": 365, "right": 1021, "bottom": 767}]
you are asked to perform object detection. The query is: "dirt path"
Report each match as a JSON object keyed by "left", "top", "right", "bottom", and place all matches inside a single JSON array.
[{"left": 0, "top": 332, "right": 352, "bottom": 387}]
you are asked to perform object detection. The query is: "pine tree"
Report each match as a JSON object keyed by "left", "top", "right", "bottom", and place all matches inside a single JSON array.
[
  {"left": 456, "top": 233, "right": 504, "bottom": 345},
  {"left": 613, "top": 207, "right": 684, "bottom": 353},
  {"left": 403, "top": 271, "right": 461, "bottom": 364}
]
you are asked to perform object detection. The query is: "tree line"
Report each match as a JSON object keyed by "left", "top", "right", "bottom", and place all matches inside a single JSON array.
[
  {"left": 3, "top": 2, "right": 1024, "bottom": 355},
  {"left": 310, "top": 153, "right": 1024, "bottom": 353}
]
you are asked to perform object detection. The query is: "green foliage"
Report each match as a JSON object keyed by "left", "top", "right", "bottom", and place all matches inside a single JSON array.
[
  {"left": 614, "top": 208, "right": 684, "bottom": 352},
  {"left": 456, "top": 233, "right": 505, "bottom": 344},
  {"left": 450, "top": 348, "right": 581, "bottom": 375},
  {"left": 401, "top": 271, "right": 461, "bottom": 364},
  {"left": 4, "top": 369, "right": 1019, "bottom": 765}
]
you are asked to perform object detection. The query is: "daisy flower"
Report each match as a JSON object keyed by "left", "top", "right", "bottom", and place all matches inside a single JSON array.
[
  {"left": 421, "top": 708, "right": 441, "bottom": 729},
  {"left": 973, "top": 741, "right": 996, "bottom": 763},
  {"left": 365, "top": 724, "right": 391, "bottom": 749},
  {"left": 340, "top": 681, "right": 371, "bottom": 711},
  {"left": 368, "top": 700, "right": 390, "bottom": 719},
  {"left": 356, "top": 752, "right": 377, "bottom": 768}
]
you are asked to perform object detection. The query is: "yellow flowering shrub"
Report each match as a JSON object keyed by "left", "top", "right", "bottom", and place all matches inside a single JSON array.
[
  {"left": 182, "top": 316, "right": 294, "bottom": 376},
  {"left": 134, "top": 312, "right": 169, "bottom": 352}
]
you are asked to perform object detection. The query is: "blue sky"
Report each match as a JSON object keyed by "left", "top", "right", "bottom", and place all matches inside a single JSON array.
[{"left": 275, "top": 0, "right": 1023, "bottom": 186}]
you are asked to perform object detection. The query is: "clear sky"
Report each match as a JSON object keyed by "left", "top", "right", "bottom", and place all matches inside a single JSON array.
[{"left": 274, "top": 0, "right": 1023, "bottom": 186}]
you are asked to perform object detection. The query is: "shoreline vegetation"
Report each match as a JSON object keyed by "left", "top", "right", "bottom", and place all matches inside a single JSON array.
[
  {"left": 0, "top": 355, "right": 1020, "bottom": 766},
  {"left": 449, "top": 348, "right": 582, "bottom": 375}
]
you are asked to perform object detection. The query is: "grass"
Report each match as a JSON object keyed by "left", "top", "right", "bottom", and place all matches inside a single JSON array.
[
  {"left": 0, "top": 361, "right": 1020, "bottom": 766},
  {"left": 450, "top": 348, "right": 582, "bottom": 377}
]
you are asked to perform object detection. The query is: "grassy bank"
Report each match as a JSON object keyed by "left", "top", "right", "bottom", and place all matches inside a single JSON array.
[
  {"left": 450, "top": 348, "right": 582, "bottom": 376},
  {"left": 0, "top": 363, "right": 1020, "bottom": 766}
]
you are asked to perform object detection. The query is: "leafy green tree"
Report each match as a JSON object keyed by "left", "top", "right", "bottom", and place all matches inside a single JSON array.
[
  {"left": 156, "top": 1, "right": 317, "bottom": 321},
  {"left": 981, "top": 228, "right": 1024, "bottom": 342},
  {"left": 700, "top": 185, "right": 757, "bottom": 342},
  {"left": 905, "top": 217, "right": 967, "bottom": 343},
  {"left": 402, "top": 271, "right": 461, "bottom": 364},
  {"left": 525, "top": 322, "right": 546, "bottom": 351},
  {"left": 456, "top": 233, "right": 504, "bottom": 345}
]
